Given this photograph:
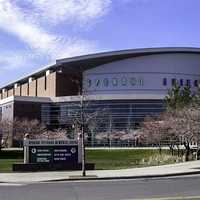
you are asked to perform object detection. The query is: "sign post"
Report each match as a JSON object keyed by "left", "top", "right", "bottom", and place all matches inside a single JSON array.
[{"left": 24, "top": 134, "right": 29, "bottom": 164}]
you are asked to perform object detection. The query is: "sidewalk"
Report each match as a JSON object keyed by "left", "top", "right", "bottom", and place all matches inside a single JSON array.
[{"left": 0, "top": 160, "right": 200, "bottom": 183}]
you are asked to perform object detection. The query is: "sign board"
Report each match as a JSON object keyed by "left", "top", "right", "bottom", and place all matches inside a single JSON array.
[
  {"left": 29, "top": 145, "right": 78, "bottom": 164},
  {"left": 24, "top": 139, "right": 81, "bottom": 164},
  {"left": 24, "top": 139, "right": 77, "bottom": 146}
]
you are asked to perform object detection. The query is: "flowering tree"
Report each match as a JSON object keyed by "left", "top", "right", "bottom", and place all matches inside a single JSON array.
[
  {"left": 140, "top": 105, "right": 200, "bottom": 161},
  {"left": 176, "top": 106, "right": 200, "bottom": 160},
  {"left": 0, "top": 119, "right": 13, "bottom": 148},
  {"left": 141, "top": 115, "right": 172, "bottom": 154},
  {"left": 0, "top": 118, "right": 74, "bottom": 147},
  {"left": 13, "top": 118, "right": 46, "bottom": 141}
]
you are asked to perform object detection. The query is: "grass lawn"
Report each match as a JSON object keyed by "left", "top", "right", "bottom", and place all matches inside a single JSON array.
[
  {"left": 0, "top": 150, "right": 23, "bottom": 172},
  {"left": 0, "top": 149, "right": 180, "bottom": 172},
  {"left": 0, "top": 159, "right": 23, "bottom": 172},
  {"left": 86, "top": 149, "right": 175, "bottom": 170}
]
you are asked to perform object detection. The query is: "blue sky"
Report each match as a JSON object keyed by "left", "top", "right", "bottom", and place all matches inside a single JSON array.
[{"left": 0, "top": 0, "right": 200, "bottom": 86}]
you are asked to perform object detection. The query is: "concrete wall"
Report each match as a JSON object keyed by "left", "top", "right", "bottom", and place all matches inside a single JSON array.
[
  {"left": 14, "top": 86, "right": 21, "bottom": 96},
  {"left": 29, "top": 80, "right": 37, "bottom": 97},
  {"left": 37, "top": 72, "right": 56, "bottom": 97},
  {"left": 21, "top": 83, "right": 28, "bottom": 96},
  {"left": 2, "top": 90, "right": 8, "bottom": 99},
  {"left": 1, "top": 102, "right": 14, "bottom": 121},
  {"left": 8, "top": 88, "right": 14, "bottom": 97}
]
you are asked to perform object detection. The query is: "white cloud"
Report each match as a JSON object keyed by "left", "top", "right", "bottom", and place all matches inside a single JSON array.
[
  {"left": 0, "top": 51, "right": 32, "bottom": 71},
  {"left": 0, "top": 0, "right": 110, "bottom": 71},
  {"left": 0, "top": 0, "right": 96, "bottom": 55},
  {"left": 27, "top": 0, "right": 112, "bottom": 25}
]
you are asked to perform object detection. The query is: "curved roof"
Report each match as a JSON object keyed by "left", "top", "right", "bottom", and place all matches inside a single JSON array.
[
  {"left": 2, "top": 47, "right": 200, "bottom": 90},
  {"left": 56, "top": 47, "right": 200, "bottom": 72}
]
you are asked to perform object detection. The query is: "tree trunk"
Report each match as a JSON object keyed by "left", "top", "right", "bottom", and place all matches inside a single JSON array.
[
  {"left": 176, "top": 145, "right": 180, "bottom": 157},
  {"left": 169, "top": 144, "right": 174, "bottom": 156},
  {"left": 185, "top": 149, "right": 190, "bottom": 161},
  {"left": 196, "top": 146, "right": 200, "bottom": 160},
  {"left": 158, "top": 144, "right": 162, "bottom": 155},
  {"left": 184, "top": 142, "right": 190, "bottom": 162}
]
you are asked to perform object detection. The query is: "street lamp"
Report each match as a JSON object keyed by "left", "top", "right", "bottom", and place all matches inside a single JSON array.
[{"left": 80, "top": 93, "right": 86, "bottom": 177}]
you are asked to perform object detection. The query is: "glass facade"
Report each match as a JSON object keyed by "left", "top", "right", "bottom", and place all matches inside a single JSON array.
[{"left": 41, "top": 99, "right": 164, "bottom": 145}]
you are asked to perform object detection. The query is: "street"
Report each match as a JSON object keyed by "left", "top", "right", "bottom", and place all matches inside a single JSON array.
[{"left": 0, "top": 175, "right": 200, "bottom": 200}]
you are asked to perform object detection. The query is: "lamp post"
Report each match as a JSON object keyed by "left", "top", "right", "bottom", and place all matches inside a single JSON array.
[
  {"left": 80, "top": 93, "right": 86, "bottom": 176},
  {"left": 68, "top": 74, "right": 86, "bottom": 176}
]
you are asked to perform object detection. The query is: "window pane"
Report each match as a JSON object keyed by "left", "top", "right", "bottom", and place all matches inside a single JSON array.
[
  {"left": 171, "top": 78, "right": 176, "bottom": 86},
  {"left": 163, "top": 78, "right": 167, "bottom": 86},
  {"left": 180, "top": 79, "right": 183, "bottom": 86},
  {"left": 194, "top": 80, "right": 198, "bottom": 87},
  {"left": 186, "top": 79, "right": 191, "bottom": 87}
]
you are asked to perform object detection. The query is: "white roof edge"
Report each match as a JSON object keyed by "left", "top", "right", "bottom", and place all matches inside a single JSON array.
[
  {"left": 14, "top": 96, "right": 52, "bottom": 103},
  {"left": 51, "top": 94, "right": 165, "bottom": 102},
  {"left": 0, "top": 96, "right": 14, "bottom": 105},
  {"left": 56, "top": 47, "right": 200, "bottom": 64},
  {"left": 0, "top": 96, "right": 52, "bottom": 105},
  {"left": 0, "top": 94, "right": 164, "bottom": 105}
]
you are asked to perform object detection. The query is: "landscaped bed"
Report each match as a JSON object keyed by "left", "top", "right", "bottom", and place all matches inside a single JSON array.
[{"left": 0, "top": 149, "right": 182, "bottom": 172}]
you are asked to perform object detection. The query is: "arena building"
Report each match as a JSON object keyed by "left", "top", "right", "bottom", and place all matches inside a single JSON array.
[{"left": 1, "top": 47, "right": 200, "bottom": 146}]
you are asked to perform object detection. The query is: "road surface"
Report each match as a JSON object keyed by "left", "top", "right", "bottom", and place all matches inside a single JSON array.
[{"left": 0, "top": 175, "right": 200, "bottom": 200}]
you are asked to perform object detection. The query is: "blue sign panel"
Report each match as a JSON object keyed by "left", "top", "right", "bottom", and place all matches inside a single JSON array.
[{"left": 29, "top": 145, "right": 78, "bottom": 164}]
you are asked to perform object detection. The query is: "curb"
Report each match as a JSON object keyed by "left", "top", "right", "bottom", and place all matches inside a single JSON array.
[
  {"left": 41, "top": 170, "right": 200, "bottom": 182},
  {"left": 1, "top": 170, "right": 200, "bottom": 184}
]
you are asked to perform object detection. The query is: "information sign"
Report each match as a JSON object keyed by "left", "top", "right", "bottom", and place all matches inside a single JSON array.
[{"left": 29, "top": 145, "right": 78, "bottom": 164}]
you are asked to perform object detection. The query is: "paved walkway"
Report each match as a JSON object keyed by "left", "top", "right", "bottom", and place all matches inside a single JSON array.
[{"left": 0, "top": 160, "right": 200, "bottom": 183}]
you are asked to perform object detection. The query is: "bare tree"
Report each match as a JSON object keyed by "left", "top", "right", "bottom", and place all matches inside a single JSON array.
[{"left": 65, "top": 77, "right": 108, "bottom": 176}]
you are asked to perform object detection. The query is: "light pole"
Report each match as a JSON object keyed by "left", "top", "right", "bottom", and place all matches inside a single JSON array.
[
  {"left": 68, "top": 74, "right": 86, "bottom": 176},
  {"left": 80, "top": 93, "right": 86, "bottom": 176}
]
